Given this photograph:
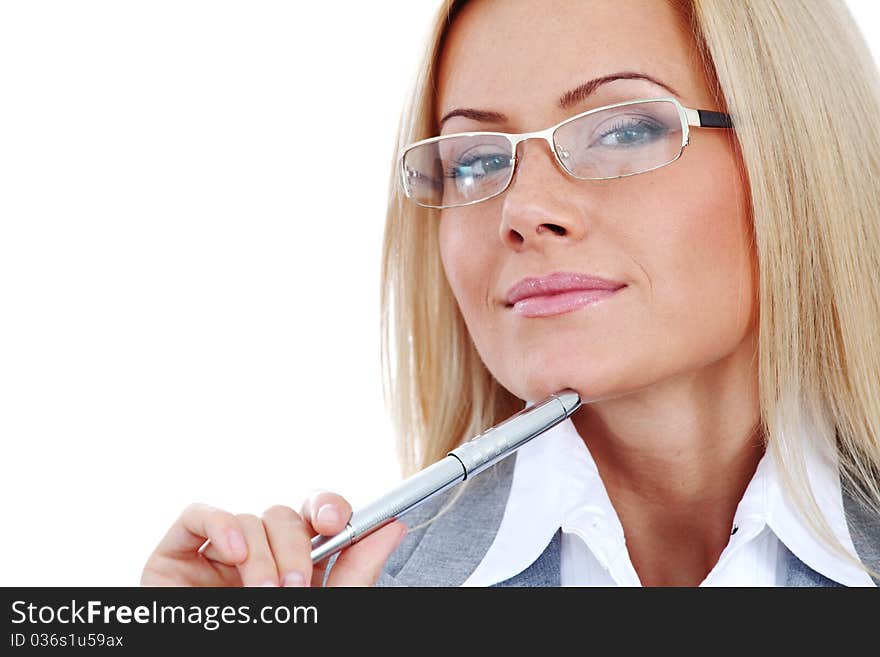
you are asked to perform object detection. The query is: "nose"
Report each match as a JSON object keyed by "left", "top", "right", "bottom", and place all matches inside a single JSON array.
[{"left": 498, "top": 137, "right": 588, "bottom": 250}]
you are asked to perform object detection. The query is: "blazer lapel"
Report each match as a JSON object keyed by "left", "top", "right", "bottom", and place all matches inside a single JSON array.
[
  {"left": 489, "top": 529, "right": 562, "bottom": 587},
  {"left": 782, "top": 478, "right": 880, "bottom": 587},
  {"left": 841, "top": 480, "right": 880, "bottom": 586},
  {"left": 384, "top": 451, "right": 519, "bottom": 586},
  {"left": 781, "top": 542, "right": 844, "bottom": 586}
]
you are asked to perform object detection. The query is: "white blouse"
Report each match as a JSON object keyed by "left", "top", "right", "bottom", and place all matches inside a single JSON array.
[{"left": 461, "top": 412, "right": 873, "bottom": 587}]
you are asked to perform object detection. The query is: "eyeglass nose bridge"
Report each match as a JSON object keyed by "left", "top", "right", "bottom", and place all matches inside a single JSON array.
[{"left": 505, "top": 124, "right": 576, "bottom": 180}]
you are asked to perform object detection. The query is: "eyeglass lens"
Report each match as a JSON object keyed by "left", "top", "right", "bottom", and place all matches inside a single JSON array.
[{"left": 402, "top": 100, "right": 684, "bottom": 208}]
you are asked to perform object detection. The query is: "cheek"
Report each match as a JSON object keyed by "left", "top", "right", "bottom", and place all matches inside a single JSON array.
[
  {"left": 439, "top": 214, "right": 493, "bottom": 314},
  {"left": 634, "top": 138, "right": 756, "bottom": 342}
]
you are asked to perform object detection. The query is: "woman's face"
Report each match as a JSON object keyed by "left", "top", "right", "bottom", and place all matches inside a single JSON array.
[{"left": 436, "top": 0, "right": 756, "bottom": 404}]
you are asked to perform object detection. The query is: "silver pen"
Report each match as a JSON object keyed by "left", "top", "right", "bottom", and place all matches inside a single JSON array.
[{"left": 310, "top": 388, "right": 581, "bottom": 564}]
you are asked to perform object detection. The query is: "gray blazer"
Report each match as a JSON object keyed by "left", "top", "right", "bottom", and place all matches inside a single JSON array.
[{"left": 325, "top": 451, "right": 880, "bottom": 586}]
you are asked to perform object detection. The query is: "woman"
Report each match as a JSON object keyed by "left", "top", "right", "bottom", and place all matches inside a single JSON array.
[{"left": 141, "top": 0, "right": 880, "bottom": 587}]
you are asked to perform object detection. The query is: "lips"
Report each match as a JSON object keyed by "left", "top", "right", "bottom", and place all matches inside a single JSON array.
[{"left": 504, "top": 271, "right": 626, "bottom": 306}]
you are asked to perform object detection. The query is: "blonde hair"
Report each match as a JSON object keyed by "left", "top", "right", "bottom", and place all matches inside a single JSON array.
[{"left": 379, "top": 0, "right": 880, "bottom": 581}]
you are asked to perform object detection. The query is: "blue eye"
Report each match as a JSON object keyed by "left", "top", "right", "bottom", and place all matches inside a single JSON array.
[
  {"left": 445, "top": 152, "right": 512, "bottom": 179},
  {"left": 596, "top": 119, "right": 667, "bottom": 147}
]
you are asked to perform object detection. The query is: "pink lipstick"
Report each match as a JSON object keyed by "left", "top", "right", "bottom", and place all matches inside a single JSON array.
[{"left": 504, "top": 271, "right": 626, "bottom": 318}]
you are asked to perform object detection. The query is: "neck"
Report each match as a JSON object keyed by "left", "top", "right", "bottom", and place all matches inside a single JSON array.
[{"left": 570, "top": 329, "right": 764, "bottom": 586}]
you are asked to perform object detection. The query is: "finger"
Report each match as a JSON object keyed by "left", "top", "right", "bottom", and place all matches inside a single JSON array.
[
  {"left": 155, "top": 503, "right": 248, "bottom": 566},
  {"left": 262, "top": 505, "right": 313, "bottom": 587},
  {"left": 300, "top": 491, "right": 355, "bottom": 586},
  {"left": 300, "top": 490, "right": 354, "bottom": 537},
  {"left": 235, "top": 514, "right": 280, "bottom": 586},
  {"left": 325, "top": 520, "right": 408, "bottom": 587},
  {"left": 198, "top": 538, "right": 244, "bottom": 565}
]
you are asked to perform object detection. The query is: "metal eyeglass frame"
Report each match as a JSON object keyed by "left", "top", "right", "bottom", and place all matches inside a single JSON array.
[{"left": 397, "top": 96, "right": 734, "bottom": 209}]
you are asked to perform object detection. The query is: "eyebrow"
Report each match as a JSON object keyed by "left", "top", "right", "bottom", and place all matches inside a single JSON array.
[{"left": 438, "top": 71, "right": 679, "bottom": 130}]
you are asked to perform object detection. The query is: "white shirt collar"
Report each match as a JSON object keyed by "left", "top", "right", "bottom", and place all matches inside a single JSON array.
[{"left": 462, "top": 407, "right": 874, "bottom": 586}]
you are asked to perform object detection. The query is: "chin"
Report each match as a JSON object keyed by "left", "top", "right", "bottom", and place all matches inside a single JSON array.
[
  {"left": 506, "top": 377, "right": 584, "bottom": 406},
  {"left": 502, "top": 363, "right": 628, "bottom": 407}
]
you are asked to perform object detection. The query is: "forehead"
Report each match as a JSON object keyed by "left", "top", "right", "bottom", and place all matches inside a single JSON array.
[{"left": 436, "top": 0, "right": 709, "bottom": 127}]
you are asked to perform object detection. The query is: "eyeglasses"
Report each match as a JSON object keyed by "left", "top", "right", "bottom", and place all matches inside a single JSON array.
[{"left": 398, "top": 96, "right": 733, "bottom": 209}]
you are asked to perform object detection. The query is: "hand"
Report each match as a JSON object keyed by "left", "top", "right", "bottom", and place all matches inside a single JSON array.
[{"left": 140, "top": 491, "right": 407, "bottom": 586}]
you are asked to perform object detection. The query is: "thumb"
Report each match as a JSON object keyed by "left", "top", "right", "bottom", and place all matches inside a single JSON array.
[{"left": 323, "top": 520, "right": 408, "bottom": 587}]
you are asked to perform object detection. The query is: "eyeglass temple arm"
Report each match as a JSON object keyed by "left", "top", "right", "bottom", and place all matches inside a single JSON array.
[{"left": 686, "top": 107, "right": 734, "bottom": 129}]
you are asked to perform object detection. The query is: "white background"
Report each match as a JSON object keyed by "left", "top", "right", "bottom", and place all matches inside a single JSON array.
[{"left": 1, "top": 1, "right": 877, "bottom": 586}]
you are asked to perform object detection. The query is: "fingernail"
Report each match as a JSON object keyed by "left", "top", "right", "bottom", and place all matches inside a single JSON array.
[
  {"left": 282, "top": 571, "right": 306, "bottom": 587},
  {"left": 226, "top": 529, "right": 247, "bottom": 559},
  {"left": 260, "top": 580, "right": 279, "bottom": 587},
  {"left": 316, "top": 504, "right": 339, "bottom": 526}
]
